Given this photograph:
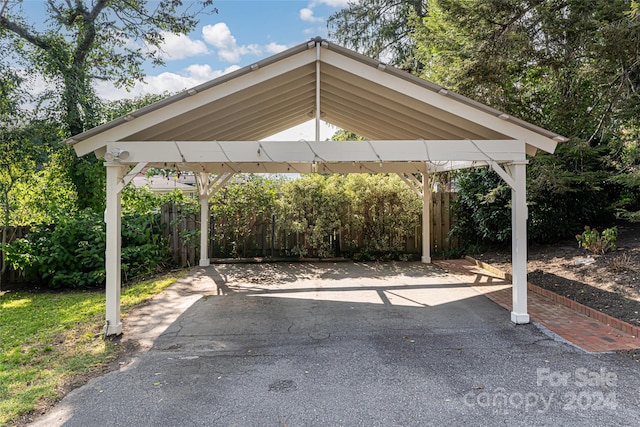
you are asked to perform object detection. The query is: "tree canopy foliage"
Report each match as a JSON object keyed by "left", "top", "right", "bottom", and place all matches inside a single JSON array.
[
  {"left": 331, "top": 0, "right": 640, "bottom": 243},
  {"left": 0, "top": 0, "right": 216, "bottom": 210},
  {"left": 329, "top": 0, "right": 427, "bottom": 71}
]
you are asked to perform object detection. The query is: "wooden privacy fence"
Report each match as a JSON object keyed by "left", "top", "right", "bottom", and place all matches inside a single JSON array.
[
  {"left": 430, "top": 191, "right": 460, "bottom": 253},
  {"left": 161, "top": 203, "right": 200, "bottom": 267},
  {"left": 1, "top": 226, "right": 31, "bottom": 285},
  {"left": 161, "top": 192, "right": 459, "bottom": 266}
]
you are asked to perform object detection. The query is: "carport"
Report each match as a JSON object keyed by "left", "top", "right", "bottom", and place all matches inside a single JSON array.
[{"left": 64, "top": 37, "right": 566, "bottom": 336}]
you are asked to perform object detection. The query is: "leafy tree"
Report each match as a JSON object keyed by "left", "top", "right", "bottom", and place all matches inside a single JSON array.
[
  {"left": 210, "top": 175, "right": 278, "bottom": 258},
  {"left": 0, "top": 0, "right": 217, "bottom": 210},
  {"left": 412, "top": 0, "right": 640, "bottom": 242},
  {"left": 343, "top": 174, "right": 421, "bottom": 258},
  {"left": 328, "top": 0, "right": 428, "bottom": 71},
  {"left": 277, "top": 174, "right": 347, "bottom": 257},
  {"left": 331, "top": 129, "right": 366, "bottom": 141},
  {"left": 0, "top": 115, "right": 65, "bottom": 287}
]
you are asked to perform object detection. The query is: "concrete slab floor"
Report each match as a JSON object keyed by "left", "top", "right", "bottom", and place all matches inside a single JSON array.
[{"left": 31, "top": 262, "right": 640, "bottom": 427}]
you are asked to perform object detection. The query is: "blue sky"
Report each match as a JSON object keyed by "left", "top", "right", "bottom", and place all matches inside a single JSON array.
[
  {"left": 14, "top": 1, "right": 348, "bottom": 98},
  {"left": 108, "top": 0, "right": 349, "bottom": 100},
  {"left": 15, "top": 0, "right": 350, "bottom": 138}
]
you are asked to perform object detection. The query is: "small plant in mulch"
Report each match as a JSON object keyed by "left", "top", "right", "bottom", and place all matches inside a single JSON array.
[
  {"left": 575, "top": 226, "right": 618, "bottom": 254},
  {"left": 608, "top": 252, "right": 638, "bottom": 272}
]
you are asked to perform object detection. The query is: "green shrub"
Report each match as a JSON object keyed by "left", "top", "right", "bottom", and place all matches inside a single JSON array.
[
  {"left": 450, "top": 168, "right": 512, "bottom": 245},
  {"left": 2, "top": 209, "right": 170, "bottom": 289},
  {"left": 575, "top": 226, "right": 618, "bottom": 254}
]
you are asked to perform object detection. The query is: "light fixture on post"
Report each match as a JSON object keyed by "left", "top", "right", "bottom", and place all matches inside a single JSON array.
[{"left": 104, "top": 148, "right": 130, "bottom": 162}]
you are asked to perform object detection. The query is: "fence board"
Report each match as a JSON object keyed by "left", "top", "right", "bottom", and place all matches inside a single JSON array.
[{"left": 161, "top": 193, "right": 458, "bottom": 265}]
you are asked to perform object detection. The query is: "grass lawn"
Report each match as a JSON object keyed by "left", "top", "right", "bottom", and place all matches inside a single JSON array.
[{"left": 0, "top": 269, "right": 187, "bottom": 426}]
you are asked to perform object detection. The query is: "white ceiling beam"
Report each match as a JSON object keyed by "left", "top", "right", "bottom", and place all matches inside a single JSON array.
[
  {"left": 321, "top": 96, "right": 452, "bottom": 140},
  {"left": 141, "top": 161, "right": 430, "bottom": 175},
  {"left": 320, "top": 74, "right": 491, "bottom": 140},
  {"left": 186, "top": 99, "right": 313, "bottom": 141},
  {"left": 105, "top": 140, "right": 526, "bottom": 164}
]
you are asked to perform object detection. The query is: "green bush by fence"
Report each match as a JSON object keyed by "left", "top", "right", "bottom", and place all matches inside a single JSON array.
[{"left": 164, "top": 174, "right": 457, "bottom": 263}]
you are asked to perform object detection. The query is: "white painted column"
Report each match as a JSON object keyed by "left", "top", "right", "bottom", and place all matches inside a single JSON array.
[
  {"left": 422, "top": 172, "right": 431, "bottom": 263},
  {"left": 199, "top": 196, "right": 210, "bottom": 267},
  {"left": 104, "top": 163, "right": 124, "bottom": 335},
  {"left": 197, "top": 172, "right": 211, "bottom": 267},
  {"left": 510, "top": 161, "right": 529, "bottom": 324}
]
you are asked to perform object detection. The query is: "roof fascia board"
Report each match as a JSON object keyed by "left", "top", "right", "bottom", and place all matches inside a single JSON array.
[
  {"left": 73, "top": 48, "right": 317, "bottom": 156},
  {"left": 321, "top": 49, "right": 558, "bottom": 154}
]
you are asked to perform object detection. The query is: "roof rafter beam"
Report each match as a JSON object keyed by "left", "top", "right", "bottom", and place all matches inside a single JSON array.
[
  {"left": 321, "top": 50, "right": 557, "bottom": 154},
  {"left": 141, "top": 77, "right": 316, "bottom": 141},
  {"left": 74, "top": 50, "right": 318, "bottom": 156}
]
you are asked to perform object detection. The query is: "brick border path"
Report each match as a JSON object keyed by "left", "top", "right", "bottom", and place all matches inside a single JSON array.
[{"left": 434, "top": 259, "right": 640, "bottom": 353}]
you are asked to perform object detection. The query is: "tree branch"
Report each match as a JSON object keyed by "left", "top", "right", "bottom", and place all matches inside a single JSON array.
[
  {"left": 0, "top": 0, "right": 9, "bottom": 18},
  {"left": 0, "top": 15, "right": 51, "bottom": 51},
  {"left": 72, "top": 0, "right": 108, "bottom": 67}
]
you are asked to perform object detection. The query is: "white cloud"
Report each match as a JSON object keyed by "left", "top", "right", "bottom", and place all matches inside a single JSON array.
[
  {"left": 202, "top": 22, "right": 262, "bottom": 63},
  {"left": 265, "top": 42, "right": 288, "bottom": 54},
  {"left": 155, "top": 32, "right": 209, "bottom": 60},
  {"left": 299, "top": 7, "right": 324, "bottom": 23},
  {"left": 94, "top": 64, "right": 240, "bottom": 101},
  {"left": 317, "top": 0, "right": 350, "bottom": 6}
]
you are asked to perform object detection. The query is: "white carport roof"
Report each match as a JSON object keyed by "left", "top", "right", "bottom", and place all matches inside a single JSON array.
[
  {"left": 66, "top": 37, "right": 565, "bottom": 175},
  {"left": 78, "top": 37, "right": 566, "bottom": 336}
]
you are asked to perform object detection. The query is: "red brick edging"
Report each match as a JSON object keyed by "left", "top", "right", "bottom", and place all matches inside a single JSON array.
[{"left": 465, "top": 256, "right": 640, "bottom": 338}]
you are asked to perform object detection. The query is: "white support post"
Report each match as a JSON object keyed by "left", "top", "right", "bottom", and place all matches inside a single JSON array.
[
  {"left": 422, "top": 171, "right": 431, "bottom": 263},
  {"left": 104, "top": 162, "right": 125, "bottom": 336},
  {"left": 315, "top": 42, "right": 321, "bottom": 142},
  {"left": 510, "top": 161, "right": 530, "bottom": 324},
  {"left": 197, "top": 172, "right": 211, "bottom": 267}
]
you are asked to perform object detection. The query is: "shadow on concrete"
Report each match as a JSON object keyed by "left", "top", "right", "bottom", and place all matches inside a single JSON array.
[{"left": 30, "top": 262, "right": 640, "bottom": 427}]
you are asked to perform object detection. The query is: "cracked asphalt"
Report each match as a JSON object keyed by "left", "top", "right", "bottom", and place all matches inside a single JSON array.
[{"left": 32, "top": 262, "right": 640, "bottom": 426}]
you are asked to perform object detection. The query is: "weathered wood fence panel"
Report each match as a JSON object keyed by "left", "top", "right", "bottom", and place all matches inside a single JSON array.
[
  {"left": 161, "top": 192, "right": 458, "bottom": 265},
  {"left": 429, "top": 191, "right": 459, "bottom": 252},
  {"left": 1, "top": 226, "right": 31, "bottom": 284},
  {"left": 161, "top": 204, "right": 198, "bottom": 267}
]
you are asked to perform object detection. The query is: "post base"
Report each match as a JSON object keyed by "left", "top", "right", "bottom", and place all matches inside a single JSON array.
[
  {"left": 510, "top": 312, "right": 530, "bottom": 324},
  {"left": 199, "top": 259, "right": 210, "bottom": 267},
  {"left": 106, "top": 322, "right": 123, "bottom": 336},
  {"left": 421, "top": 256, "right": 432, "bottom": 264}
]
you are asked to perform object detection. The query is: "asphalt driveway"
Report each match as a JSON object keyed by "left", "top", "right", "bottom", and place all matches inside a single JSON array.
[{"left": 32, "top": 262, "right": 640, "bottom": 426}]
